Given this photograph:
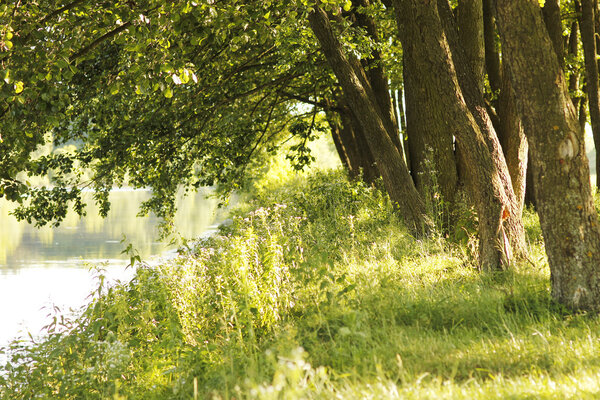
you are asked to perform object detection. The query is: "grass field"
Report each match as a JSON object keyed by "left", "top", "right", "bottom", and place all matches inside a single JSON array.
[{"left": 2, "top": 165, "right": 600, "bottom": 399}]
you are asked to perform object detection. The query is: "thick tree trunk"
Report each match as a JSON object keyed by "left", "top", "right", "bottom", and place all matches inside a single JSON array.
[
  {"left": 481, "top": 0, "right": 528, "bottom": 211},
  {"left": 458, "top": 0, "right": 485, "bottom": 94},
  {"left": 496, "top": 1, "right": 600, "bottom": 311},
  {"left": 352, "top": 0, "right": 403, "bottom": 154},
  {"left": 403, "top": 52, "right": 458, "bottom": 206},
  {"left": 483, "top": 0, "right": 501, "bottom": 93},
  {"left": 580, "top": 0, "right": 600, "bottom": 188},
  {"left": 394, "top": 0, "right": 516, "bottom": 270},
  {"left": 568, "top": 19, "right": 580, "bottom": 98},
  {"left": 497, "top": 62, "right": 528, "bottom": 216},
  {"left": 437, "top": 0, "right": 527, "bottom": 259},
  {"left": 309, "top": 6, "right": 429, "bottom": 234},
  {"left": 542, "top": 0, "right": 565, "bottom": 68},
  {"left": 402, "top": 63, "right": 422, "bottom": 187},
  {"left": 341, "top": 107, "right": 381, "bottom": 184},
  {"left": 326, "top": 111, "right": 353, "bottom": 174}
]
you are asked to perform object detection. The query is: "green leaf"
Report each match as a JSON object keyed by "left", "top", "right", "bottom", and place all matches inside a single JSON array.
[
  {"left": 343, "top": 0, "right": 352, "bottom": 12},
  {"left": 5, "top": 40, "right": 13, "bottom": 49},
  {"left": 14, "top": 81, "right": 24, "bottom": 94},
  {"left": 164, "top": 87, "right": 173, "bottom": 98},
  {"left": 57, "top": 59, "right": 69, "bottom": 69}
]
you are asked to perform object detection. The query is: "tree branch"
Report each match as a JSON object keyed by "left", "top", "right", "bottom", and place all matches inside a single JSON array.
[
  {"left": 39, "top": 0, "right": 86, "bottom": 24},
  {"left": 277, "top": 90, "right": 343, "bottom": 111},
  {"left": 69, "top": 21, "right": 132, "bottom": 62}
]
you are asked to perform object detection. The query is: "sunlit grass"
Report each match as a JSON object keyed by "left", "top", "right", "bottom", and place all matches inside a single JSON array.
[{"left": 2, "top": 168, "right": 600, "bottom": 399}]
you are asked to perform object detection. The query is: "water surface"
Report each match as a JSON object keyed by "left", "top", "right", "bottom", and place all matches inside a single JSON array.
[{"left": 0, "top": 189, "right": 228, "bottom": 346}]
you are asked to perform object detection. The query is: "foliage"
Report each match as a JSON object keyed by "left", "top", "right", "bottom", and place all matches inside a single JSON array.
[
  {"left": 2, "top": 169, "right": 600, "bottom": 399},
  {"left": 1, "top": 0, "right": 362, "bottom": 228}
]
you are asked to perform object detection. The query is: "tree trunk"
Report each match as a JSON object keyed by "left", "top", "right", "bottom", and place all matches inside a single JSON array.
[
  {"left": 396, "top": 87, "right": 411, "bottom": 170},
  {"left": 437, "top": 0, "right": 528, "bottom": 259},
  {"left": 580, "top": 0, "right": 600, "bottom": 188},
  {"left": 403, "top": 51, "right": 459, "bottom": 207},
  {"left": 458, "top": 0, "right": 486, "bottom": 95},
  {"left": 309, "top": 6, "right": 429, "bottom": 235},
  {"left": 352, "top": 0, "right": 403, "bottom": 154},
  {"left": 568, "top": 18, "right": 580, "bottom": 99},
  {"left": 341, "top": 107, "right": 381, "bottom": 184},
  {"left": 542, "top": 0, "right": 565, "bottom": 68},
  {"left": 497, "top": 62, "right": 528, "bottom": 217},
  {"left": 394, "top": 0, "right": 517, "bottom": 270},
  {"left": 496, "top": 1, "right": 600, "bottom": 311},
  {"left": 481, "top": 0, "right": 528, "bottom": 212},
  {"left": 326, "top": 111, "right": 353, "bottom": 174},
  {"left": 483, "top": 0, "right": 501, "bottom": 93}
]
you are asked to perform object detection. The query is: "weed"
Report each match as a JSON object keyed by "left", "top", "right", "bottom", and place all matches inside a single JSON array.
[{"left": 2, "top": 169, "right": 599, "bottom": 399}]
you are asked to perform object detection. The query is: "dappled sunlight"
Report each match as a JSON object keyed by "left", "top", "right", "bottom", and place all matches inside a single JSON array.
[{"left": 3, "top": 170, "right": 600, "bottom": 399}]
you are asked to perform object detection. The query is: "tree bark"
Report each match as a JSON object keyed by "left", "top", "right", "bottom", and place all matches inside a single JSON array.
[
  {"left": 326, "top": 111, "right": 353, "bottom": 174},
  {"left": 309, "top": 6, "right": 429, "bottom": 235},
  {"left": 402, "top": 50, "right": 459, "bottom": 207},
  {"left": 458, "top": 0, "right": 486, "bottom": 94},
  {"left": 497, "top": 62, "right": 528, "bottom": 216},
  {"left": 568, "top": 18, "right": 580, "bottom": 98},
  {"left": 394, "top": 0, "right": 517, "bottom": 270},
  {"left": 542, "top": 0, "right": 565, "bottom": 68},
  {"left": 341, "top": 106, "right": 381, "bottom": 184},
  {"left": 580, "top": 0, "right": 600, "bottom": 188},
  {"left": 437, "top": 0, "right": 527, "bottom": 259},
  {"left": 352, "top": 0, "right": 403, "bottom": 154},
  {"left": 483, "top": 0, "right": 501, "bottom": 93},
  {"left": 496, "top": 1, "right": 600, "bottom": 311}
]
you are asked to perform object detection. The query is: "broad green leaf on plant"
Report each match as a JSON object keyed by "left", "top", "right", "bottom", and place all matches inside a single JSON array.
[{"left": 14, "top": 81, "right": 23, "bottom": 94}]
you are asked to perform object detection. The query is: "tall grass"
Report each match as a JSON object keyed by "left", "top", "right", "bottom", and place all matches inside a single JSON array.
[{"left": 1, "top": 169, "right": 600, "bottom": 399}]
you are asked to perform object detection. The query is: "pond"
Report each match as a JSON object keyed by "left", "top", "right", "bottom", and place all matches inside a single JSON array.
[{"left": 0, "top": 188, "right": 231, "bottom": 348}]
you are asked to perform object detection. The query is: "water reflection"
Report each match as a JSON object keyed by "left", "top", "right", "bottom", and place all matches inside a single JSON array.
[
  {"left": 0, "top": 188, "right": 227, "bottom": 269},
  {"left": 0, "top": 188, "right": 230, "bottom": 346}
]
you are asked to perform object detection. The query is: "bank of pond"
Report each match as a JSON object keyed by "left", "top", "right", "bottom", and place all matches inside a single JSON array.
[{"left": 1, "top": 170, "right": 599, "bottom": 399}]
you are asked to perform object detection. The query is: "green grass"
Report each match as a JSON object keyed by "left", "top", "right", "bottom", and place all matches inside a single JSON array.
[{"left": 2, "top": 169, "right": 600, "bottom": 399}]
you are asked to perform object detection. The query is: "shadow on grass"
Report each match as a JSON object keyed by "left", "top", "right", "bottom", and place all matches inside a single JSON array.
[{"left": 289, "top": 258, "right": 600, "bottom": 386}]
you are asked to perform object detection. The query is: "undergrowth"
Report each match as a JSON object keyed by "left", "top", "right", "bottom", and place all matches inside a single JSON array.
[{"left": 1, "top": 169, "right": 599, "bottom": 399}]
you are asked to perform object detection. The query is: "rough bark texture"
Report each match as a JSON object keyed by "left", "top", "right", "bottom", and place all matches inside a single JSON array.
[
  {"left": 403, "top": 52, "right": 458, "bottom": 205},
  {"left": 341, "top": 107, "right": 381, "bottom": 183},
  {"left": 352, "top": 0, "right": 403, "bottom": 153},
  {"left": 458, "top": 0, "right": 486, "bottom": 94},
  {"left": 542, "top": 0, "right": 565, "bottom": 68},
  {"left": 481, "top": 0, "right": 527, "bottom": 211},
  {"left": 326, "top": 111, "right": 353, "bottom": 174},
  {"left": 568, "top": 19, "right": 580, "bottom": 98},
  {"left": 438, "top": 0, "right": 527, "bottom": 259},
  {"left": 497, "top": 62, "right": 528, "bottom": 216},
  {"left": 483, "top": 0, "right": 501, "bottom": 93},
  {"left": 496, "top": 1, "right": 600, "bottom": 311},
  {"left": 326, "top": 106, "right": 378, "bottom": 181},
  {"left": 580, "top": 0, "right": 600, "bottom": 188},
  {"left": 394, "top": 0, "right": 515, "bottom": 270},
  {"left": 309, "top": 6, "right": 428, "bottom": 234}
]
